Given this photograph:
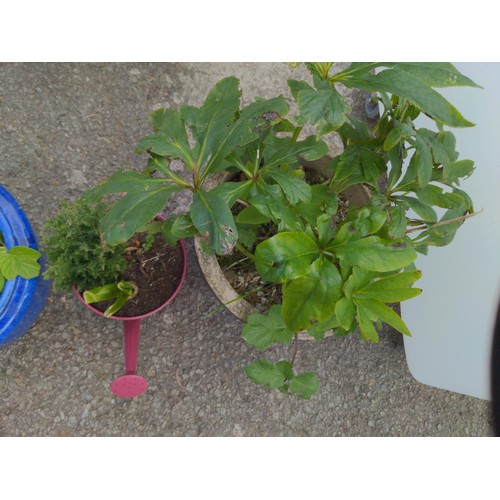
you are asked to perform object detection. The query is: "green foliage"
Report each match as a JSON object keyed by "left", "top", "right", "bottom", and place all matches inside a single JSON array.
[
  {"left": 42, "top": 199, "right": 128, "bottom": 293},
  {"left": 76, "top": 63, "right": 478, "bottom": 400},
  {"left": 244, "top": 359, "right": 319, "bottom": 399},
  {"left": 0, "top": 239, "right": 41, "bottom": 293},
  {"left": 83, "top": 280, "right": 138, "bottom": 317}
]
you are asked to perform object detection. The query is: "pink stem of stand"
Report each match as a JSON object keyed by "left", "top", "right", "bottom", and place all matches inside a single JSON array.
[{"left": 123, "top": 319, "right": 142, "bottom": 374}]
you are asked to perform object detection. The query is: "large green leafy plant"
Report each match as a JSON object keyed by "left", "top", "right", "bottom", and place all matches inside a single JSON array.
[{"left": 88, "top": 63, "right": 478, "bottom": 399}]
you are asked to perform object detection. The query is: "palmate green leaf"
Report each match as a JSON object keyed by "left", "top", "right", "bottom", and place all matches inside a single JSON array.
[
  {"left": 170, "top": 214, "right": 198, "bottom": 238},
  {"left": 282, "top": 256, "right": 342, "bottom": 331},
  {"left": 416, "top": 185, "right": 465, "bottom": 209},
  {"left": 202, "top": 95, "right": 289, "bottom": 176},
  {"left": 362, "top": 269, "right": 422, "bottom": 290},
  {"left": 244, "top": 359, "right": 288, "bottom": 389},
  {"left": 340, "top": 68, "right": 474, "bottom": 128},
  {"left": 101, "top": 185, "right": 182, "bottom": 245},
  {"left": 334, "top": 236, "right": 417, "bottom": 272},
  {"left": 335, "top": 296, "right": 356, "bottom": 331},
  {"left": 397, "top": 195, "right": 438, "bottom": 223},
  {"left": 354, "top": 287, "right": 422, "bottom": 302},
  {"left": 384, "top": 63, "right": 481, "bottom": 88},
  {"left": 293, "top": 184, "right": 339, "bottom": 227},
  {"left": 334, "top": 205, "right": 387, "bottom": 244},
  {"left": 136, "top": 107, "right": 195, "bottom": 167},
  {"left": 331, "top": 145, "right": 386, "bottom": 191},
  {"left": 387, "top": 205, "right": 407, "bottom": 240},
  {"left": 413, "top": 202, "right": 471, "bottom": 248},
  {"left": 242, "top": 305, "right": 294, "bottom": 350},
  {"left": 443, "top": 159, "right": 475, "bottom": 185},
  {"left": 236, "top": 205, "right": 271, "bottom": 225},
  {"left": 190, "top": 189, "right": 238, "bottom": 255},
  {"left": 249, "top": 184, "right": 303, "bottom": 231},
  {"left": 357, "top": 298, "right": 412, "bottom": 336},
  {"left": 255, "top": 231, "right": 319, "bottom": 283},
  {"left": 265, "top": 167, "right": 312, "bottom": 205},
  {"left": 0, "top": 246, "right": 41, "bottom": 280},
  {"left": 0, "top": 272, "right": 5, "bottom": 293},
  {"left": 263, "top": 135, "right": 329, "bottom": 170},
  {"left": 356, "top": 302, "right": 379, "bottom": 342},
  {"left": 415, "top": 134, "right": 433, "bottom": 188},
  {"left": 209, "top": 180, "right": 252, "bottom": 208},
  {"left": 352, "top": 269, "right": 422, "bottom": 303},
  {"left": 194, "top": 76, "right": 242, "bottom": 170},
  {"left": 289, "top": 372, "right": 320, "bottom": 399},
  {"left": 82, "top": 170, "right": 175, "bottom": 203},
  {"left": 288, "top": 78, "right": 350, "bottom": 133}
]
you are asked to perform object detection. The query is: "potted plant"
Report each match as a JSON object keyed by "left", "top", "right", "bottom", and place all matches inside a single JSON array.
[
  {"left": 41, "top": 198, "right": 187, "bottom": 397},
  {"left": 82, "top": 63, "right": 479, "bottom": 399},
  {"left": 0, "top": 185, "right": 48, "bottom": 347}
]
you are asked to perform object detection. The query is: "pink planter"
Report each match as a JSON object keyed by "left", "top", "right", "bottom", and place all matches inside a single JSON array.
[{"left": 74, "top": 239, "right": 187, "bottom": 398}]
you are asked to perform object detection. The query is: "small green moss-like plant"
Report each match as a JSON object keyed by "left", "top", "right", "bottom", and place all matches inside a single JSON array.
[{"left": 42, "top": 199, "right": 128, "bottom": 293}]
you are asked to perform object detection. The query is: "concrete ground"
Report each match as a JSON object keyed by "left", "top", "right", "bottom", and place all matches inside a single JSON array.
[{"left": 0, "top": 62, "right": 494, "bottom": 436}]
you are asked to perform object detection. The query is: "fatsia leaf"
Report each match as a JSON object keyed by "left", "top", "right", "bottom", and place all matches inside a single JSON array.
[
  {"left": 334, "top": 236, "right": 417, "bottom": 272},
  {"left": 294, "top": 78, "right": 351, "bottom": 133},
  {"left": 340, "top": 68, "right": 474, "bottom": 128},
  {"left": 136, "top": 108, "right": 194, "bottom": 167},
  {"left": 443, "top": 159, "right": 475, "bottom": 185},
  {"left": 335, "top": 296, "right": 356, "bottom": 331},
  {"left": 190, "top": 189, "right": 238, "bottom": 255},
  {"left": 263, "top": 135, "right": 329, "bottom": 170},
  {"left": 101, "top": 185, "right": 182, "bottom": 245},
  {"left": 384, "top": 63, "right": 481, "bottom": 88},
  {"left": 244, "top": 359, "right": 288, "bottom": 389},
  {"left": 209, "top": 180, "right": 252, "bottom": 208},
  {"left": 265, "top": 167, "right": 312, "bottom": 205},
  {"left": 236, "top": 205, "right": 271, "bottom": 225},
  {"left": 289, "top": 372, "right": 320, "bottom": 399},
  {"left": 249, "top": 184, "right": 303, "bottom": 231},
  {"left": 202, "top": 96, "right": 289, "bottom": 176},
  {"left": 170, "top": 214, "right": 198, "bottom": 238},
  {"left": 195, "top": 76, "right": 242, "bottom": 170},
  {"left": 242, "top": 305, "right": 294, "bottom": 350},
  {"left": 255, "top": 231, "right": 319, "bottom": 283},
  {"left": 356, "top": 303, "right": 379, "bottom": 342},
  {"left": 82, "top": 170, "right": 172, "bottom": 203},
  {"left": 282, "top": 256, "right": 342, "bottom": 331},
  {"left": 0, "top": 246, "right": 41, "bottom": 280},
  {"left": 398, "top": 195, "right": 438, "bottom": 223},
  {"left": 362, "top": 270, "right": 422, "bottom": 291},
  {"left": 415, "top": 134, "right": 433, "bottom": 188},
  {"left": 354, "top": 298, "right": 412, "bottom": 336}
]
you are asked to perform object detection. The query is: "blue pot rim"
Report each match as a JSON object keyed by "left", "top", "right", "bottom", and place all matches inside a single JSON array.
[{"left": 0, "top": 185, "right": 48, "bottom": 346}]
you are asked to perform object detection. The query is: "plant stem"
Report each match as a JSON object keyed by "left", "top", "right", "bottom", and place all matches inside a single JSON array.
[
  {"left": 290, "top": 333, "right": 299, "bottom": 367},
  {"left": 405, "top": 208, "right": 483, "bottom": 234},
  {"left": 235, "top": 242, "right": 255, "bottom": 261},
  {"left": 291, "top": 126, "right": 303, "bottom": 143}
]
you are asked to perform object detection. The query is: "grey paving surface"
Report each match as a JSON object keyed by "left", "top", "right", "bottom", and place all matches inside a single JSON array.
[{"left": 0, "top": 62, "right": 494, "bottom": 436}]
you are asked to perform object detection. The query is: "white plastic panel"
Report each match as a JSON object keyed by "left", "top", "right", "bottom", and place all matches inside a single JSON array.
[{"left": 401, "top": 63, "right": 500, "bottom": 400}]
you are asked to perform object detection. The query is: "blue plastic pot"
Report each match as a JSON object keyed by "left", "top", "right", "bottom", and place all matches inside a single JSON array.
[{"left": 0, "top": 185, "right": 50, "bottom": 347}]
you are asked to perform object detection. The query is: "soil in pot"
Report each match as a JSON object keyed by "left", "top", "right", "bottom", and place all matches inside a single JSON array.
[{"left": 91, "top": 232, "right": 184, "bottom": 317}]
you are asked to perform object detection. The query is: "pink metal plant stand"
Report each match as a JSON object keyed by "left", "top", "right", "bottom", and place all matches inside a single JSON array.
[{"left": 74, "top": 239, "right": 187, "bottom": 399}]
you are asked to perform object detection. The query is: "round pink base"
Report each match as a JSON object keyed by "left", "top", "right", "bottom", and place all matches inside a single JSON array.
[{"left": 110, "top": 374, "right": 148, "bottom": 398}]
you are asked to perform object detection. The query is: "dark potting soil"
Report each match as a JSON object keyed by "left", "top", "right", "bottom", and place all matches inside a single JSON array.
[{"left": 92, "top": 233, "right": 184, "bottom": 317}]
